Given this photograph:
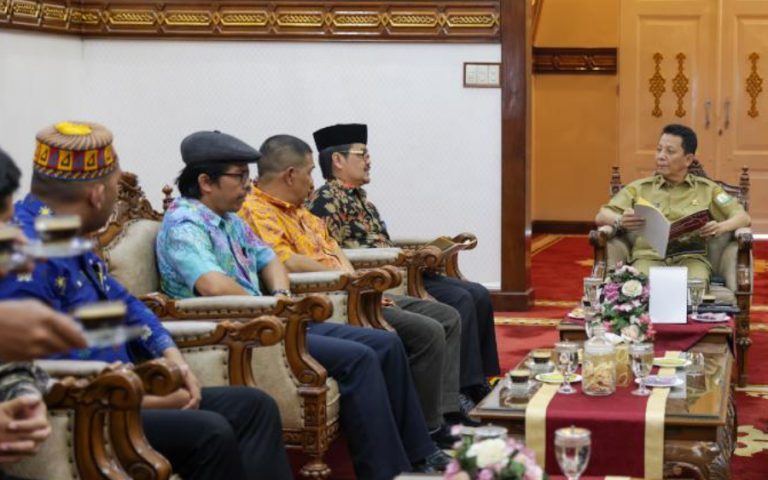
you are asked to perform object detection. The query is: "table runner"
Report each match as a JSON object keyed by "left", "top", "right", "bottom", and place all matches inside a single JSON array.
[
  {"left": 564, "top": 316, "right": 734, "bottom": 354},
  {"left": 526, "top": 352, "right": 677, "bottom": 479}
]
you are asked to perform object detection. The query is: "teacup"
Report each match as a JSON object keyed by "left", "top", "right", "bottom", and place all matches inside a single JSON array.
[
  {"left": 509, "top": 369, "right": 531, "bottom": 384},
  {"left": 73, "top": 301, "right": 126, "bottom": 330},
  {"left": 35, "top": 215, "right": 81, "bottom": 244},
  {"left": 532, "top": 349, "right": 552, "bottom": 364}
]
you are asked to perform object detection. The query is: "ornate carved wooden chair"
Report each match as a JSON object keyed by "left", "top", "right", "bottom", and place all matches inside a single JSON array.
[
  {"left": 94, "top": 172, "right": 400, "bottom": 478},
  {"left": 590, "top": 161, "right": 753, "bottom": 386},
  {"left": 4, "top": 359, "right": 182, "bottom": 480},
  {"left": 343, "top": 246, "right": 441, "bottom": 300},
  {"left": 390, "top": 233, "right": 479, "bottom": 282}
]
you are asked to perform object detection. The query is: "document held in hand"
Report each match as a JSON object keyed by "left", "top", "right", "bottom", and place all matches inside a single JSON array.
[{"left": 633, "top": 197, "right": 711, "bottom": 257}]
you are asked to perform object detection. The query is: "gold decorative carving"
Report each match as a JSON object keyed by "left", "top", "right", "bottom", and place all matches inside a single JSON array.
[
  {"left": 388, "top": 13, "right": 438, "bottom": 27},
  {"left": 445, "top": 14, "right": 496, "bottom": 28},
  {"left": 672, "top": 52, "right": 689, "bottom": 117},
  {"left": 746, "top": 52, "right": 763, "bottom": 118},
  {"left": 11, "top": 0, "right": 39, "bottom": 17},
  {"left": 107, "top": 11, "right": 156, "bottom": 26},
  {"left": 163, "top": 11, "right": 211, "bottom": 26},
  {"left": 41, "top": 3, "right": 67, "bottom": 22},
  {"left": 69, "top": 8, "right": 99, "bottom": 25},
  {"left": 0, "top": 0, "right": 500, "bottom": 41},
  {"left": 648, "top": 52, "right": 666, "bottom": 117},
  {"left": 332, "top": 14, "right": 380, "bottom": 28},
  {"left": 276, "top": 12, "right": 324, "bottom": 27},
  {"left": 219, "top": 12, "right": 268, "bottom": 27}
]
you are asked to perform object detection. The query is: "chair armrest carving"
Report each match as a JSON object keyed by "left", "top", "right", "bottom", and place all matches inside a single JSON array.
[
  {"left": 344, "top": 247, "right": 435, "bottom": 299},
  {"left": 391, "top": 232, "right": 477, "bottom": 280},
  {"left": 735, "top": 227, "right": 753, "bottom": 295},
  {"left": 133, "top": 359, "right": 184, "bottom": 397},
  {"left": 42, "top": 365, "right": 171, "bottom": 480},
  {"left": 142, "top": 292, "right": 281, "bottom": 320},
  {"left": 273, "top": 295, "right": 332, "bottom": 387}
]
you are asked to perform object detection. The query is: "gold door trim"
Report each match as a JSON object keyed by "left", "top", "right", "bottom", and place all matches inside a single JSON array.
[
  {"left": 672, "top": 52, "right": 689, "bottom": 118},
  {"left": 649, "top": 52, "right": 666, "bottom": 117},
  {"left": 746, "top": 52, "right": 763, "bottom": 118}
]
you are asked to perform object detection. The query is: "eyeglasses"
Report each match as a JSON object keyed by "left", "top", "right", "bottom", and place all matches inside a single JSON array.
[
  {"left": 219, "top": 171, "right": 252, "bottom": 185},
  {"left": 342, "top": 149, "right": 370, "bottom": 159}
]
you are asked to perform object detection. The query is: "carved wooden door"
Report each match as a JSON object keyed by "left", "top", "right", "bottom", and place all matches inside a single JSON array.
[
  {"left": 719, "top": 0, "right": 768, "bottom": 231},
  {"left": 618, "top": 0, "right": 718, "bottom": 181}
]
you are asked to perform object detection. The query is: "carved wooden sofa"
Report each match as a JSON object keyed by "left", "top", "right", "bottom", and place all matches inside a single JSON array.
[
  {"left": 391, "top": 233, "right": 479, "bottom": 282},
  {"left": 590, "top": 161, "right": 753, "bottom": 386},
  {"left": 94, "top": 172, "right": 404, "bottom": 478},
  {"left": 4, "top": 359, "right": 182, "bottom": 480}
]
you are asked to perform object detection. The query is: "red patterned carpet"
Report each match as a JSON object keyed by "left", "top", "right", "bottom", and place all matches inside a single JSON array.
[{"left": 496, "top": 234, "right": 768, "bottom": 479}]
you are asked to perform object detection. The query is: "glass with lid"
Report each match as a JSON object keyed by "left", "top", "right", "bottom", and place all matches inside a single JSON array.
[{"left": 582, "top": 324, "right": 616, "bottom": 396}]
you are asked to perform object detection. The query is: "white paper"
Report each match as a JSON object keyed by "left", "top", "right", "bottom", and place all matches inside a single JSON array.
[
  {"left": 633, "top": 203, "right": 671, "bottom": 257},
  {"left": 649, "top": 266, "right": 688, "bottom": 324}
]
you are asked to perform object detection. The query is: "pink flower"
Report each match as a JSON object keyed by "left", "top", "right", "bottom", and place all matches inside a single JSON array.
[
  {"left": 445, "top": 460, "right": 460, "bottom": 475},
  {"left": 451, "top": 425, "right": 464, "bottom": 437},
  {"left": 478, "top": 468, "right": 495, "bottom": 480},
  {"left": 638, "top": 314, "right": 650, "bottom": 325}
]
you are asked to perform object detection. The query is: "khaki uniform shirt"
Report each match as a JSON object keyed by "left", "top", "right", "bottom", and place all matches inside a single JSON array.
[{"left": 602, "top": 174, "right": 745, "bottom": 262}]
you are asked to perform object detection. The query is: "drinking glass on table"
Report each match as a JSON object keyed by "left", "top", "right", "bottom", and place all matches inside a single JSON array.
[
  {"left": 554, "top": 341, "right": 579, "bottom": 394},
  {"left": 687, "top": 279, "right": 706, "bottom": 318},
  {"left": 555, "top": 426, "right": 591, "bottom": 480},
  {"left": 583, "top": 277, "right": 603, "bottom": 337},
  {"left": 629, "top": 343, "right": 654, "bottom": 396}
]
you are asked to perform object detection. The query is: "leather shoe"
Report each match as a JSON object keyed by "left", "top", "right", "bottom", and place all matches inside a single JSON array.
[
  {"left": 412, "top": 449, "right": 452, "bottom": 473},
  {"left": 444, "top": 410, "right": 481, "bottom": 427},
  {"left": 430, "top": 423, "right": 460, "bottom": 449}
]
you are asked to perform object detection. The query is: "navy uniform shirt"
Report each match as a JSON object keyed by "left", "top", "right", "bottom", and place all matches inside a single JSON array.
[{"left": 0, "top": 194, "right": 175, "bottom": 362}]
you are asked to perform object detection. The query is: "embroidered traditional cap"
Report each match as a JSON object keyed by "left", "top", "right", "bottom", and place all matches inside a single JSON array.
[
  {"left": 313, "top": 124, "right": 368, "bottom": 152},
  {"left": 180, "top": 130, "right": 261, "bottom": 166},
  {"left": 34, "top": 121, "right": 119, "bottom": 181}
]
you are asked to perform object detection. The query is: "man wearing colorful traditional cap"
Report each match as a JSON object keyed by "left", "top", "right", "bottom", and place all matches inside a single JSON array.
[
  {"left": 308, "top": 123, "right": 500, "bottom": 406},
  {"left": 596, "top": 124, "right": 751, "bottom": 282},
  {"left": 157, "top": 130, "right": 450, "bottom": 479},
  {"left": 0, "top": 122, "right": 292, "bottom": 480}
]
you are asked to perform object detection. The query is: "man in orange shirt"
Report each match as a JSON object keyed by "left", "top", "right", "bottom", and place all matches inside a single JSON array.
[{"left": 239, "top": 135, "right": 471, "bottom": 443}]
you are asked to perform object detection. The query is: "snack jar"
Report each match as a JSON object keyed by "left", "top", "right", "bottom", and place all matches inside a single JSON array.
[{"left": 582, "top": 324, "right": 616, "bottom": 396}]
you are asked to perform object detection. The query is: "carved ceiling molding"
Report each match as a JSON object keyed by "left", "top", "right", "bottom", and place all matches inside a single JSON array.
[
  {"left": 532, "top": 47, "right": 617, "bottom": 75},
  {"left": 0, "top": 0, "right": 500, "bottom": 41}
]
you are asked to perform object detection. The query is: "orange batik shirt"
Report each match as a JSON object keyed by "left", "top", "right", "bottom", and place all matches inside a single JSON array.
[{"left": 238, "top": 187, "right": 345, "bottom": 270}]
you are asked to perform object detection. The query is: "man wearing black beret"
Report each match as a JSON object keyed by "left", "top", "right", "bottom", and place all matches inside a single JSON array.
[{"left": 157, "top": 130, "right": 451, "bottom": 479}]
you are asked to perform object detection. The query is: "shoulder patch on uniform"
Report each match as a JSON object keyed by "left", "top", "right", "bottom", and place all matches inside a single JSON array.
[{"left": 715, "top": 192, "right": 734, "bottom": 206}]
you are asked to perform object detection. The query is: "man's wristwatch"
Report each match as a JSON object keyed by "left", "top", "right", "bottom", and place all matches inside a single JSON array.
[
  {"left": 271, "top": 289, "right": 292, "bottom": 297},
  {"left": 613, "top": 216, "right": 623, "bottom": 231}
]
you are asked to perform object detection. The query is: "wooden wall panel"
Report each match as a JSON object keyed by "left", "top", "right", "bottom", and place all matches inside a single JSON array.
[{"left": 0, "top": 0, "right": 500, "bottom": 41}]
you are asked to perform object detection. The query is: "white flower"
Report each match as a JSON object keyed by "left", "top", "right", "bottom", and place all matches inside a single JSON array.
[
  {"left": 621, "top": 324, "right": 641, "bottom": 342},
  {"left": 467, "top": 438, "right": 508, "bottom": 468},
  {"left": 621, "top": 279, "right": 643, "bottom": 298}
]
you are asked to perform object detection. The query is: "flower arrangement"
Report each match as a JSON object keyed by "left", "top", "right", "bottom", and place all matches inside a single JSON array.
[
  {"left": 599, "top": 265, "right": 655, "bottom": 343},
  {"left": 444, "top": 430, "right": 545, "bottom": 480}
]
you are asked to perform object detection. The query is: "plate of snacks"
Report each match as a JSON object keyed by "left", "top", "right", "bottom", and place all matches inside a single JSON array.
[
  {"left": 567, "top": 307, "right": 586, "bottom": 319},
  {"left": 535, "top": 372, "right": 582, "bottom": 384},
  {"left": 637, "top": 375, "right": 683, "bottom": 388},
  {"left": 653, "top": 357, "right": 691, "bottom": 368}
]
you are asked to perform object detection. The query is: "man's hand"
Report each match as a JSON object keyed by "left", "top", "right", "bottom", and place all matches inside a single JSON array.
[
  {"left": 0, "top": 300, "right": 87, "bottom": 361},
  {"left": 0, "top": 229, "right": 35, "bottom": 278},
  {"left": 700, "top": 221, "right": 725, "bottom": 238},
  {"left": 179, "top": 364, "right": 201, "bottom": 410},
  {"left": 620, "top": 208, "right": 646, "bottom": 232},
  {"left": 381, "top": 297, "right": 396, "bottom": 308},
  {"left": 0, "top": 395, "right": 50, "bottom": 464}
]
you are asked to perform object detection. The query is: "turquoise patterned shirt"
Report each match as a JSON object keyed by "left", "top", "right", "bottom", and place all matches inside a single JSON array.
[{"left": 156, "top": 197, "right": 276, "bottom": 298}]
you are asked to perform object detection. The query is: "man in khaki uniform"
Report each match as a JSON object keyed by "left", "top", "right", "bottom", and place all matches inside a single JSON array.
[{"left": 595, "top": 124, "right": 751, "bottom": 282}]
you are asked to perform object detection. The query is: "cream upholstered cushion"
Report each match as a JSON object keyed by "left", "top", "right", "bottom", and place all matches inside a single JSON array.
[
  {"left": 173, "top": 295, "right": 278, "bottom": 313},
  {"left": 35, "top": 360, "right": 109, "bottom": 378},
  {"left": 343, "top": 248, "right": 401, "bottom": 263},
  {"left": 250, "top": 344, "right": 340, "bottom": 429},
  {"left": 164, "top": 321, "right": 231, "bottom": 387},
  {"left": 4, "top": 411, "right": 78, "bottom": 480},
  {"left": 101, "top": 218, "right": 162, "bottom": 297}
]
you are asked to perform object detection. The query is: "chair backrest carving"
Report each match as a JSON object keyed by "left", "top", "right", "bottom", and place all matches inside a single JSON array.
[
  {"left": 609, "top": 159, "right": 750, "bottom": 211},
  {"left": 94, "top": 172, "right": 165, "bottom": 297}
]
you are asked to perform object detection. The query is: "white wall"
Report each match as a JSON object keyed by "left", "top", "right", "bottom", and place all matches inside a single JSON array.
[{"left": 0, "top": 31, "right": 501, "bottom": 285}]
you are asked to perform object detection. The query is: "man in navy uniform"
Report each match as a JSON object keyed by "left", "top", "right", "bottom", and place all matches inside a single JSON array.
[{"left": 0, "top": 122, "right": 292, "bottom": 480}]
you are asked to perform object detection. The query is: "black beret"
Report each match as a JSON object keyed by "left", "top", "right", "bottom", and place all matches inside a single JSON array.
[
  {"left": 180, "top": 130, "right": 261, "bottom": 166},
  {"left": 313, "top": 124, "right": 367, "bottom": 152}
]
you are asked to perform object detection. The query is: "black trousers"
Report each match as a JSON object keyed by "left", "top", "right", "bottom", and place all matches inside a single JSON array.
[
  {"left": 423, "top": 274, "right": 500, "bottom": 388},
  {"left": 142, "top": 386, "right": 292, "bottom": 480}
]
